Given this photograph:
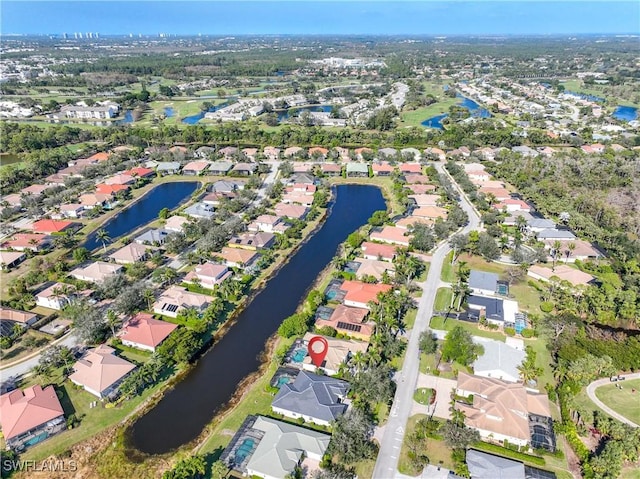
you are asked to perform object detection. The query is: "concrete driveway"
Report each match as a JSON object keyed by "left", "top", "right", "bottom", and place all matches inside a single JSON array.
[{"left": 412, "top": 373, "right": 457, "bottom": 420}]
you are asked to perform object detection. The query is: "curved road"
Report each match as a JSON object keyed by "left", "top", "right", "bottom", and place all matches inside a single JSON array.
[
  {"left": 586, "top": 373, "right": 640, "bottom": 428},
  {"left": 373, "top": 162, "right": 482, "bottom": 478}
]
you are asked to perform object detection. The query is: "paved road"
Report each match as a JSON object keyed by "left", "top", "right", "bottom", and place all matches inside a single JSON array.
[
  {"left": 373, "top": 162, "right": 481, "bottom": 478},
  {"left": 585, "top": 372, "right": 640, "bottom": 428},
  {"left": 0, "top": 332, "right": 78, "bottom": 380}
]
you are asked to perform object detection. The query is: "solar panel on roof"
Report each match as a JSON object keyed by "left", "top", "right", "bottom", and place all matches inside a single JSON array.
[
  {"left": 163, "top": 303, "right": 179, "bottom": 313},
  {"left": 337, "top": 321, "right": 362, "bottom": 333}
]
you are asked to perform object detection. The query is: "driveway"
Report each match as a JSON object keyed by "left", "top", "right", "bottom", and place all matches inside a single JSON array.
[
  {"left": 412, "top": 374, "right": 457, "bottom": 420},
  {"left": 585, "top": 372, "right": 640, "bottom": 427}
]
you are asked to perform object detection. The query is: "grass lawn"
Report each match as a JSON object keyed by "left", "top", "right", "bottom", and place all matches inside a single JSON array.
[
  {"left": 413, "top": 388, "right": 434, "bottom": 406},
  {"left": 440, "top": 252, "right": 455, "bottom": 282},
  {"left": 405, "top": 308, "right": 418, "bottom": 330},
  {"left": 621, "top": 466, "right": 640, "bottom": 479},
  {"left": 399, "top": 99, "right": 458, "bottom": 128},
  {"left": 417, "top": 262, "right": 431, "bottom": 282},
  {"left": 398, "top": 414, "right": 454, "bottom": 475},
  {"left": 523, "top": 338, "right": 556, "bottom": 404},
  {"left": 594, "top": 378, "right": 640, "bottom": 425},
  {"left": 429, "top": 316, "right": 506, "bottom": 342},
  {"left": 434, "top": 287, "right": 453, "bottom": 311},
  {"left": 419, "top": 352, "right": 438, "bottom": 375}
]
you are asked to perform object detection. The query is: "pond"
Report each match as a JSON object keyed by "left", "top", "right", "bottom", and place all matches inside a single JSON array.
[
  {"left": 421, "top": 94, "right": 492, "bottom": 130},
  {"left": 181, "top": 101, "right": 233, "bottom": 125},
  {"left": 84, "top": 181, "right": 199, "bottom": 251},
  {"left": 564, "top": 91, "right": 605, "bottom": 103},
  {"left": 126, "top": 184, "right": 386, "bottom": 454},
  {"left": 277, "top": 104, "right": 332, "bottom": 121},
  {"left": 113, "top": 110, "right": 134, "bottom": 125},
  {"left": 163, "top": 107, "right": 174, "bottom": 118},
  {"left": 612, "top": 105, "right": 638, "bottom": 122}
]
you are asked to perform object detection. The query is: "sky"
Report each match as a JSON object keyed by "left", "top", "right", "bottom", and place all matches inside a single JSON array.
[{"left": 1, "top": 1, "right": 639, "bottom": 36}]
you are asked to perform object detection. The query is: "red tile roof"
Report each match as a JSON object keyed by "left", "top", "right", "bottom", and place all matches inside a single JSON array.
[
  {"left": 96, "top": 184, "right": 129, "bottom": 195},
  {"left": 119, "top": 313, "right": 177, "bottom": 349},
  {"left": 0, "top": 385, "right": 64, "bottom": 440},
  {"left": 340, "top": 280, "right": 392, "bottom": 306},
  {"left": 31, "top": 219, "right": 75, "bottom": 234}
]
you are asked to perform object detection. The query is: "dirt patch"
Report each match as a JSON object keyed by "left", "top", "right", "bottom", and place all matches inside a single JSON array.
[{"left": 562, "top": 437, "right": 584, "bottom": 479}]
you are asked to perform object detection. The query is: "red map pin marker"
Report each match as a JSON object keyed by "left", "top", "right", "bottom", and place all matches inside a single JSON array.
[{"left": 308, "top": 336, "right": 329, "bottom": 368}]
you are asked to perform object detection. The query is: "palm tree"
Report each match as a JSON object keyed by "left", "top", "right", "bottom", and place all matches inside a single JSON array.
[
  {"left": 565, "top": 242, "right": 576, "bottom": 263},
  {"left": 551, "top": 240, "right": 562, "bottom": 271},
  {"left": 96, "top": 228, "right": 111, "bottom": 253},
  {"left": 143, "top": 289, "right": 155, "bottom": 310},
  {"left": 105, "top": 310, "right": 120, "bottom": 336}
]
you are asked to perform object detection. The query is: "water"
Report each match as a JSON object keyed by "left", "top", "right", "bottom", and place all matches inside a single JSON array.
[
  {"left": 181, "top": 101, "right": 232, "bottom": 124},
  {"left": 277, "top": 104, "right": 332, "bottom": 121},
  {"left": 113, "top": 110, "right": 134, "bottom": 125},
  {"left": 292, "top": 348, "right": 307, "bottom": 362},
  {"left": 127, "top": 184, "right": 385, "bottom": 454},
  {"left": 612, "top": 105, "right": 638, "bottom": 122},
  {"left": 564, "top": 91, "right": 605, "bottom": 103},
  {"left": 0, "top": 153, "right": 21, "bottom": 167},
  {"left": 421, "top": 94, "right": 491, "bottom": 130},
  {"left": 84, "top": 182, "right": 198, "bottom": 251},
  {"left": 164, "top": 107, "right": 174, "bottom": 118}
]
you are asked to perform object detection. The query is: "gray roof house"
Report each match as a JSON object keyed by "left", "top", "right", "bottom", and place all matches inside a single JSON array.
[
  {"left": 231, "top": 162, "right": 257, "bottom": 176},
  {"left": 208, "top": 161, "right": 233, "bottom": 175},
  {"left": 466, "top": 449, "right": 525, "bottom": 479},
  {"left": 536, "top": 229, "right": 576, "bottom": 241},
  {"left": 346, "top": 163, "right": 369, "bottom": 177},
  {"left": 134, "top": 229, "right": 169, "bottom": 245},
  {"left": 473, "top": 338, "right": 526, "bottom": 383},
  {"left": 290, "top": 173, "right": 316, "bottom": 185},
  {"left": 469, "top": 270, "right": 500, "bottom": 296},
  {"left": 526, "top": 218, "right": 556, "bottom": 232},
  {"left": 210, "top": 180, "right": 241, "bottom": 193},
  {"left": 271, "top": 370, "right": 349, "bottom": 426},
  {"left": 183, "top": 202, "right": 215, "bottom": 219},
  {"left": 378, "top": 147, "right": 398, "bottom": 158},
  {"left": 155, "top": 162, "right": 182, "bottom": 175},
  {"left": 467, "top": 295, "right": 504, "bottom": 323}
]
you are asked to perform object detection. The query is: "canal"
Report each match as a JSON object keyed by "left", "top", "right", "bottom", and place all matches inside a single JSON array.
[
  {"left": 127, "top": 184, "right": 385, "bottom": 454},
  {"left": 84, "top": 181, "right": 199, "bottom": 251}
]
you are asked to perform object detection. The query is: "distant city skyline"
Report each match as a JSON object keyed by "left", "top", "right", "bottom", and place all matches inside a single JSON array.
[{"left": 2, "top": 1, "right": 639, "bottom": 36}]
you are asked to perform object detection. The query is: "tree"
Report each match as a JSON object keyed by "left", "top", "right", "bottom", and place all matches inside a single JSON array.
[
  {"left": 158, "top": 207, "right": 170, "bottom": 220},
  {"left": 368, "top": 210, "right": 389, "bottom": 227},
  {"left": 278, "top": 312, "right": 311, "bottom": 338},
  {"left": 441, "top": 326, "right": 482, "bottom": 366},
  {"left": 72, "top": 247, "right": 91, "bottom": 263},
  {"left": 518, "top": 346, "right": 543, "bottom": 384},
  {"left": 143, "top": 288, "right": 155, "bottom": 310},
  {"left": 105, "top": 309, "right": 120, "bottom": 336},
  {"left": 114, "top": 281, "right": 147, "bottom": 315},
  {"left": 440, "top": 420, "right": 480, "bottom": 449},
  {"left": 449, "top": 234, "right": 469, "bottom": 264},
  {"left": 419, "top": 331, "right": 438, "bottom": 354},
  {"left": 350, "top": 363, "right": 395, "bottom": 405},
  {"left": 96, "top": 228, "right": 111, "bottom": 253},
  {"left": 410, "top": 223, "right": 435, "bottom": 252},
  {"left": 328, "top": 408, "right": 377, "bottom": 464},
  {"left": 162, "top": 455, "right": 207, "bottom": 479},
  {"left": 209, "top": 461, "right": 229, "bottom": 479},
  {"left": 477, "top": 232, "right": 500, "bottom": 260}
]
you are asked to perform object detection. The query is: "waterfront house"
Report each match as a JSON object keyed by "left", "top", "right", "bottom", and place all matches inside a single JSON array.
[
  {"left": 156, "top": 162, "right": 182, "bottom": 175},
  {"left": 69, "top": 345, "right": 136, "bottom": 398},
  {"left": 56, "top": 204, "right": 85, "bottom": 219},
  {"left": 360, "top": 241, "right": 397, "bottom": 262},
  {"left": 0, "top": 251, "right": 26, "bottom": 270},
  {"left": 228, "top": 232, "right": 276, "bottom": 251},
  {"left": 248, "top": 215, "right": 285, "bottom": 234},
  {"left": 118, "top": 313, "right": 177, "bottom": 352},
  {"left": 315, "top": 305, "right": 374, "bottom": 340},
  {"left": 371, "top": 162, "right": 394, "bottom": 176},
  {"left": 96, "top": 183, "right": 128, "bottom": 196},
  {"left": 353, "top": 257, "right": 395, "bottom": 281},
  {"left": 30, "top": 219, "right": 76, "bottom": 234},
  {"left": 370, "top": 226, "right": 411, "bottom": 247},
  {"left": 109, "top": 243, "right": 149, "bottom": 265},
  {"left": 409, "top": 194, "right": 441, "bottom": 207},
  {"left": 104, "top": 174, "right": 135, "bottom": 186},
  {"left": 300, "top": 332, "right": 368, "bottom": 376},
  {"left": 125, "top": 167, "right": 155, "bottom": 179},
  {"left": 0, "top": 385, "right": 65, "bottom": 451},
  {"left": 79, "top": 193, "right": 113, "bottom": 210},
  {"left": 184, "top": 262, "right": 233, "bottom": 289},
  {"left": 69, "top": 262, "right": 123, "bottom": 283},
  {"left": 340, "top": 280, "right": 392, "bottom": 309},
  {"left": 182, "top": 160, "right": 210, "bottom": 176},
  {"left": 208, "top": 161, "right": 234, "bottom": 176},
  {"left": 62, "top": 104, "right": 118, "bottom": 119},
  {"left": 321, "top": 163, "right": 342, "bottom": 176},
  {"left": 153, "top": 286, "right": 211, "bottom": 318},
  {"left": 164, "top": 215, "right": 190, "bottom": 233},
  {"left": 2, "top": 233, "right": 52, "bottom": 252},
  {"left": 274, "top": 203, "right": 309, "bottom": 220},
  {"left": 271, "top": 371, "right": 349, "bottom": 426},
  {"left": 209, "top": 180, "right": 242, "bottom": 193},
  {"left": 346, "top": 163, "right": 369, "bottom": 177},
  {"left": 134, "top": 229, "right": 169, "bottom": 246},
  {"left": 214, "top": 247, "right": 260, "bottom": 269},
  {"left": 281, "top": 192, "right": 314, "bottom": 206}
]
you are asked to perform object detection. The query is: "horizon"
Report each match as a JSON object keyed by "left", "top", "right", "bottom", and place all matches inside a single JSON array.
[{"left": 2, "top": 1, "right": 639, "bottom": 36}]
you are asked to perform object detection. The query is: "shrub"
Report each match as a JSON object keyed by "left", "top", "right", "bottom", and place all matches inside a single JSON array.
[
  {"left": 521, "top": 329, "right": 535, "bottom": 338},
  {"left": 504, "top": 327, "right": 516, "bottom": 336},
  {"left": 540, "top": 302, "right": 554, "bottom": 313}
]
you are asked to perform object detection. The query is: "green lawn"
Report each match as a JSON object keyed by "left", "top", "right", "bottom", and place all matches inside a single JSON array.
[
  {"left": 594, "top": 378, "right": 640, "bottom": 425},
  {"left": 440, "top": 252, "right": 455, "bottom": 282},
  {"left": 429, "top": 316, "right": 506, "bottom": 342},
  {"left": 419, "top": 352, "right": 438, "bottom": 374},
  {"left": 405, "top": 308, "right": 418, "bottom": 330},
  {"left": 414, "top": 388, "right": 434, "bottom": 406},
  {"left": 399, "top": 99, "right": 458, "bottom": 128},
  {"left": 434, "top": 287, "right": 453, "bottom": 311},
  {"left": 398, "top": 414, "right": 454, "bottom": 475}
]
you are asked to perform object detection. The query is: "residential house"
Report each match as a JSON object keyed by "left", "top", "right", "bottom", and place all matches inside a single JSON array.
[
  {"left": 184, "top": 262, "right": 233, "bottom": 289},
  {"left": 412, "top": 206, "right": 448, "bottom": 221},
  {"left": 55, "top": 204, "right": 85, "bottom": 219},
  {"left": 0, "top": 385, "right": 65, "bottom": 450},
  {"left": 221, "top": 415, "right": 330, "bottom": 479},
  {"left": 345, "top": 163, "right": 369, "bottom": 177},
  {"left": 164, "top": 215, "right": 190, "bottom": 233},
  {"left": 308, "top": 147, "right": 329, "bottom": 160},
  {"left": 215, "top": 247, "right": 260, "bottom": 269},
  {"left": 409, "top": 194, "right": 440, "bottom": 207},
  {"left": 340, "top": 280, "right": 392, "bottom": 309},
  {"left": 242, "top": 148, "right": 259, "bottom": 161},
  {"left": 370, "top": 226, "right": 411, "bottom": 247},
  {"left": 228, "top": 232, "right": 276, "bottom": 251},
  {"left": 69, "top": 262, "right": 123, "bottom": 283},
  {"left": 300, "top": 332, "right": 368, "bottom": 376},
  {"left": 194, "top": 146, "right": 216, "bottom": 159},
  {"left": 405, "top": 174, "right": 432, "bottom": 185},
  {"left": 248, "top": 215, "right": 285, "bottom": 234},
  {"left": 104, "top": 174, "right": 135, "bottom": 186},
  {"left": 184, "top": 202, "right": 215, "bottom": 220},
  {"left": 209, "top": 180, "right": 242, "bottom": 193},
  {"left": 284, "top": 146, "right": 303, "bottom": 158},
  {"left": 424, "top": 147, "right": 446, "bottom": 161},
  {"left": 263, "top": 146, "right": 281, "bottom": 161},
  {"left": 208, "top": 161, "right": 234, "bottom": 176},
  {"left": 394, "top": 216, "right": 432, "bottom": 231},
  {"left": 526, "top": 218, "right": 556, "bottom": 233},
  {"left": 79, "top": 193, "right": 113, "bottom": 210},
  {"left": 321, "top": 163, "right": 342, "bottom": 176},
  {"left": 271, "top": 371, "right": 349, "bottom": 426},
  {"left": 354, "top": 147, "right": 373, "bottom": 160},
  {"left": 0, "top": 251, "right": 26, "bottom": 270},
  {"left": 0, "top": 307, "right": 38, "bottom": 327},
  {"left": 492, "top": 199, "right": 531, "bottom": 213},
  {"left": 109, "top": 243, "right": 149, "bottom": 265},
  {"left": 478, "top": 187, "right": 511, "bottom": 201},
  {"left": 467, "top": 170, "right": 491, "bottom": 184},
  {"left": 315, "top": 304, "right": 374, "bottom": 341},
  {"left": 218, "top": 146, "right": 238, "bottom": 159},
  {"left": 353, "top": 257, "right": 395, "bottom": 281},
  {"left": 399, "top": 163, "right": 422, "bottom": 175},
  {"left": 536, "top": 229, "right": 576, "bottom": 241},
  {"left": 378, "top": 147, "right": 397, "bottom": 158},
  {"left": 182, "top": 161, "right": 210, "bottom": 176},
  {"left": 281, "top": 192, "right": 314, "bottom": 207},
  {"left": 125, "top": 167, "right": 155, "bottom": 179},
  {"left": 466, "top": 450, "right": 525, "bottom": 479},
  {"left": 69, "top": 345, "right": 136, "bottom": 398},
  {"left": 274, "top": 203, "right": 308, "bottom": 220},
  {"left": 361, "top": 241, "right": 397, "bottom": 262},
  {"left": 405, "top": 184, "right": 437, "bottom": 194},
  {"left": 472, "top": 338, "right": 525, "bottom": 383},
  {"left": 456, "top": 372, "right": 553, "bottom": 448},
  {"left": 30, "top": 219, "right": 76, "bottom": 234},
  {"left": 156, "top": 162, "right": 182, "bottom": 175},
  {"left": 35, "top": 283, "right": 78, "bottom": 310},
  {"left": 96, "top": 183, "right": 128, "bottom": 196},
  {"left": 118, "top": 313, "right": 177, "bottom": 352},
  {"left": 289, "top": 173, "right": 316, "bottom": 185},
  {"left": 467, "top": 295, "right": 518, "bottom": 327},
  {"left": 542, "top": 239, "right": 603, "bottom": 262},
  {"left": 401, "top": 148, "right": 421, "bottom": 161},
  {"left": 231, "top": 163, "right": 257, "bottom": 176},
  {"left": 2, "top": 233, "right": 52, "bottom": 252},
  {"left": 153, "top": 286, "right": 211, "bottom": 318},
  {"left": 528, "top": 265, "right": 595, "bottom": 287},
  {"left": 203, "top": 191, "right": 236, "bottom": 206},
  {"left": 20, "top": 184, "right": 50, "bottom": 198},
  {"left": 134, "top": 229, "right": 169, "bottom": 245},
  {"left": 469, "top": 270, "right": 500, "bottom": 296},
  {"left": 371, "top": 162, "right": 394, "bottom": 176}
]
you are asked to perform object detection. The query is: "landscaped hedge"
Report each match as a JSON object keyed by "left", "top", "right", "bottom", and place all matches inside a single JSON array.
[{"left": 471, "top": 443, "right": 546, "bottom": 466}]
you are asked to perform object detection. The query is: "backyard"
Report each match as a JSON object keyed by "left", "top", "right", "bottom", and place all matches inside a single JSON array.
[{"left": 594, "top": 378, "right": 640, "bottom": 426}]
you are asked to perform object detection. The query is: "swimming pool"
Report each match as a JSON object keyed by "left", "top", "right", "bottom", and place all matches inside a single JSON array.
[
  {"left": 234, "top": 438, "right": 255, "bottom": 463},
  {"left": 277, "top": 376, "right": 292, "bottom": 387},
  {"left": 291, "top": 348, "right": 307, "bottom": 362}
]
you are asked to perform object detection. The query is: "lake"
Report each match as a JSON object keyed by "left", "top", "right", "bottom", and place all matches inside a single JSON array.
[
  {"left": 164, "top": 107, "right": 174, "bottom": 118},
  {"left": 612, "top": 105, "right": 638, "bottom": 122},
  {"left": 421, "top": 94, "right": 492, "bottom": 130},
  {"left": 182, "top": 101, "right": 233, "bottom": 124},
  {"left": 126, "top": 184, "right": 386, "bottom": 454},
  {"left": 84, "top": 181, "right": 199, "bottom": 251}
]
